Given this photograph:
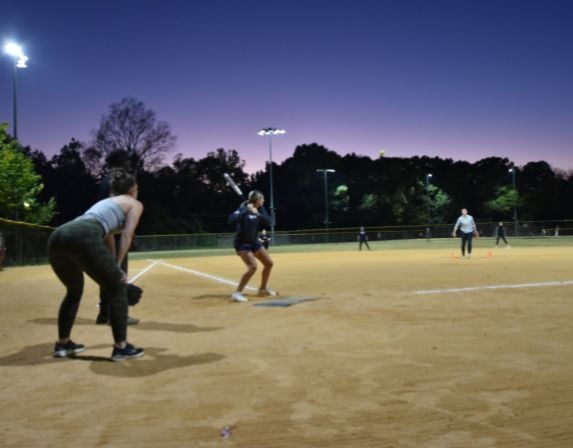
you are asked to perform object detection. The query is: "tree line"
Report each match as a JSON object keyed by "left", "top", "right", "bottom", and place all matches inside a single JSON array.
[{"left": 1, "top": 97, "right": 572, "bottom": 235}]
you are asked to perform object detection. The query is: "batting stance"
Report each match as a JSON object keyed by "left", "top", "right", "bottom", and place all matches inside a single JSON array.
[
  {"left": 228, "top": 190, "right": 275, "bottom": 302},
  {"left": 48, "top": 169, "right": 144, "bottom": 361},
  {"left": 452, "top": 208, "right": 477, "bottom": 258}
]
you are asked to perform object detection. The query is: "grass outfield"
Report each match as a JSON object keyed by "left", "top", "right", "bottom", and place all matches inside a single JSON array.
[{"left": 129, "top": 235, "right": 573, "bottom": 260}]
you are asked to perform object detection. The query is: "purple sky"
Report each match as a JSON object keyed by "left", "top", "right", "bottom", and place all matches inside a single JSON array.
[{"left": 1, "top": 0, "right": 572, "bottom": 173}]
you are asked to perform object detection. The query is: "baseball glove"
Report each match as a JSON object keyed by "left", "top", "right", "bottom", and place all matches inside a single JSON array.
[{"left": 127, "top": 284, "right": 143, "bottom": 306}]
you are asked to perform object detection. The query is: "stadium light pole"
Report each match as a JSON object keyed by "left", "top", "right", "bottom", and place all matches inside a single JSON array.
[
  {"left": 425, "top": 173, "right": 433, "bottom": 224},
  {"left": 316, "top": 169, "right": 335, "bottom": 230},
  {"left": 257, "top": 127, "right": 286, "bottom": 244},
  {"left": 509, "top": 167, "right": 518, "bottom": 236},
  {"left": 3, "top": 41, "right": 29, "bottom": 140}
]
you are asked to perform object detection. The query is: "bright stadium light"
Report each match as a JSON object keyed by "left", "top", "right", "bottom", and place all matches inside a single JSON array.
[
  {"left": 257, "top": 127, "right": 286, "bottom": 244},
  {"left": 3, "top": 40, "right": 29, "bottom": 139}
]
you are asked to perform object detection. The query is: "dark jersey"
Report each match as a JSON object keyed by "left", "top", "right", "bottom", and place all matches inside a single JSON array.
[
  {"left": 228, "top": 205, "right": 271, "bottom": 245},
  {"left": 497, "top": 225, "right": 506, "bottom": 237}
]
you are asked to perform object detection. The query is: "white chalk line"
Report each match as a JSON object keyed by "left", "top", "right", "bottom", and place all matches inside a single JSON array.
[
  {"left": 158, "top": 261, "right": 257, "bottom": 292},
  {"left": 128, "top": 259, "right": 160, "bottom": 284},
  {"left": 95, "top": 259, "right": 159, "bottom": 307},
  {"left": 414, "top": 279, "right": 573, "bottom": 295}
]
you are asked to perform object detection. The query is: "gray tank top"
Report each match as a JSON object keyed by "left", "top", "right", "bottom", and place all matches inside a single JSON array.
[{"left": 78, "top": 198, "right": 126, "bottom": 235}]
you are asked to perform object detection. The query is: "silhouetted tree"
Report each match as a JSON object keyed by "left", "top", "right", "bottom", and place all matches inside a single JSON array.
[{"left": 92, "top": 97, "right": 176, "bottom": 173}]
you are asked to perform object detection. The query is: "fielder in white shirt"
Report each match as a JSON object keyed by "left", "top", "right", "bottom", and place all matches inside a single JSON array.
[{"left": 452, "top": 208, "right": 477, "bottom": 258}]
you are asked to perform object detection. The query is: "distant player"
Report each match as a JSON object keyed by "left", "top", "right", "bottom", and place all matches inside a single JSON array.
[
  {"left": 358, "top": 226, "right": 371, "bottom": 251},
  {"left": 495, "top": 222, "right": 509, "bottom": 248},
  {"left": 452, "top": 208, "right": 477, "bottom": 258},
  {"left": 259, "top": 229, "right": 271, "bottom": 250},
  {"left": 228, "top": 191, "right": 275, "bottom": 302},
  {"left": 424, "top": 227, "right": 432, "bottom": 244}
]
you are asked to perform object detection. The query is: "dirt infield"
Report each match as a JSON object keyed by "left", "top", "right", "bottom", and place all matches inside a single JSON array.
[{"left": 1, "top": 243, "right": 572, "bottom": 447}]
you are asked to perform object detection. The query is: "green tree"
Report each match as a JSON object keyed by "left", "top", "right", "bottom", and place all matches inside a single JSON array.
[
  {"left": 485, "top": 186, "right": 520, "bottom": 216},
  {"left": 0, "top": 124, "right": 55, "bottom": 223},
  {"left": 425, "top": 184, "right": 452, "bottom": 224}
]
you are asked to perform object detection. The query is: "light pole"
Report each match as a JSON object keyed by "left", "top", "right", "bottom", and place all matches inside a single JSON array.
[
  {"left": 509, "top": 167, "right": 518, "bottom": 236},
  {"left": 3, "top": 42, "right": 29, "bottom": 140},
  {"left": 316, "top": 169, "right": 335, "bottom": 229},
  {"left": 257, "top": 127, "right": 286, "bottom": 244},
  {"left": 425, "top": 173, "right": 433, "bottom": 224}
]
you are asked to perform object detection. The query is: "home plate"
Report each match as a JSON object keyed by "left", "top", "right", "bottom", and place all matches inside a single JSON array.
[{"left": 253, "top": 296, "right": 320, "bottom": 307}]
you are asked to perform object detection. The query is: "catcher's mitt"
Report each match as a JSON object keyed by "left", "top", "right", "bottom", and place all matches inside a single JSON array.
[{"left": 127, "top": 284, "right": 143, "bottom": 306}]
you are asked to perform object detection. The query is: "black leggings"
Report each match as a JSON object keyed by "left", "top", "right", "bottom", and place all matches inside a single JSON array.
[
  {"left": 496, "top": 235, "right": 508, "bottom": 245},
  {"left": 359, "top": 240, "right": 370, "bottom": 250},
  {"left": 99, "top": 233, "right": 128, "bottom": 317},
  {"left": 48, "top": 219, "right": 128, "bottom": 343},
  {"left": 460, "top": 231, "right": 473, "bottom": 256}
]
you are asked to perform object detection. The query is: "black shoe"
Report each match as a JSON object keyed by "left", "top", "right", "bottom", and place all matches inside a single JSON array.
[
  {"left": 96, "top": 313, "right": 109, "bottom": 325},
  {"left": 111, "top": 343, "right": 144, "bottom": 361},
  {"left": 54, "top": 340, "right": 86, "bottom": 358},
  {"left": 96, "top": 315, "right": 140, "bottom": 325}
]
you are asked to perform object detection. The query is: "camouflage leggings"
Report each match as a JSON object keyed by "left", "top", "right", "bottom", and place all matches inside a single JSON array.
[{"left": 48, "top": 219, "right": 128, "bottom": 343}]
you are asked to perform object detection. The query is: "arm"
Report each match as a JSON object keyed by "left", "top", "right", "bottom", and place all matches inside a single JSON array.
[
  {"left": 228, "top": 205, "right": 248, "bottom": 225},
  {"left": 104, "top": 234, "right": 117, "bottom": 259},
  {"left": 118, "top": 200, "right": 143, "bottom": 269},
  {"left": 257, "top": 207, "right": 272, "bottom": 227},
  {"left": 452, "top": 218, "right": 460, "bottom": 237}
]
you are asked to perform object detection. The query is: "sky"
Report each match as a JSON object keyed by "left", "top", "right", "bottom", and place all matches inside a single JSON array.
[{"left": 0, "top": 0, "right": 572, "bottom": 173}]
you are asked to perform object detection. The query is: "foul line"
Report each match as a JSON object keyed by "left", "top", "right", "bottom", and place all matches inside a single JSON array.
[
  {"left": 128, "top": 259, "right": 159, "bottom": 284},
  {"left": 158, "top": 261, "right": 257, "bottom": 291},
  {"left": 414, "top": 280, "right": 573, "bottom": 295}
]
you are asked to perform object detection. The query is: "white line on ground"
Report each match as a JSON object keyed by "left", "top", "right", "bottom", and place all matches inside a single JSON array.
[
  {"left": 158, "top": 261, "right": 257, "bottom": 291},
  {"left": 128, "top": 260, "right": 160, "bottom": 284},
  {"left": 414, "top": 280, "right": 573, "bottom": 295}
]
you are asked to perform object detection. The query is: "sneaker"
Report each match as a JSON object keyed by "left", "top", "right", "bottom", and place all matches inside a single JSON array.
[
  {"left": 54, "top": 340, "right": 86, "bottom": 358},
  {"left": 231, "top": 292, "right": 248, "bottom": 302},
  {"left": 111, "top": 343, "right": 144, "bottom": 361},
  {"left": 127, "top": 316, "right": 140, "bottom": 326},
  {"left": 96, "top": 313, "right": 109, "bottom": 325},
  {"left": 466, "top": 253, "right": 472, "bottom": 259},
  {"left": 96, "top": 315, "right": 140, "bottom": 326},
  {"left": 257, "top": 288, "right": 278, "bottom": 297}
]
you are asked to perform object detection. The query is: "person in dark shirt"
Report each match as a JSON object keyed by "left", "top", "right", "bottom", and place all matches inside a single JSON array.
[
  {"left": 495, "top": 222, "right": 509, "bottom": 248},
  {"left": 96, "top": 150, "right": 139, "bottom": 325},
  {"left": 258, "top": 229, "right": 271, "bottom": 250},
  {"left": 358, "top": 226, "right": 371, "bottom": 251},
  {"left": 228, "top": 190, "right": 275, "bottom": 302}
]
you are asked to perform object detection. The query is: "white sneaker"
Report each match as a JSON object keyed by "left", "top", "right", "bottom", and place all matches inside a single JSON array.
[
  {"left": 258, "top": 288, "right": 278, "bottom": 297},
  {"left": 466, "top": 253, "right": 472, "bottom": 259},
  {"left": 231, "top": 292, "right": 248, "bottom": 302}
]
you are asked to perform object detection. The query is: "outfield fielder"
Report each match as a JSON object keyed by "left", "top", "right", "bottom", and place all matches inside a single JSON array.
[{"left": 452, "top": 208, "right": 477, "bottom": 258}]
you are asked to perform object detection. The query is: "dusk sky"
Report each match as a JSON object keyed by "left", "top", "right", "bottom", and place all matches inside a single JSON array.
[{"left": 1, "top": 0, "right": 572, "bottom": 173}]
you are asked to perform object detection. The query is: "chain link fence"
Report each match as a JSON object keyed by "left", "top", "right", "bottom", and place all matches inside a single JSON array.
[{"left": 1, "top": 217, "right": 571, "bottom": 267}]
